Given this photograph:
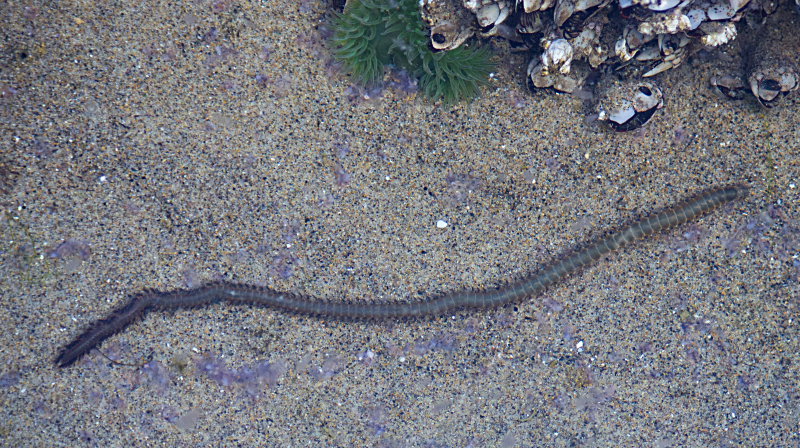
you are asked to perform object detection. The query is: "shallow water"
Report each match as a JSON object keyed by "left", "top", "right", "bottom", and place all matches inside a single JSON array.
[{"left": 1, "top": 1, "right": 799, "bottom": 446}]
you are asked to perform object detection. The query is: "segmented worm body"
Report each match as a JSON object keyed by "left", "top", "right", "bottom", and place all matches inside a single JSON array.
[{"left": 56, "top": 185, "right": 748, "bottom": 367}]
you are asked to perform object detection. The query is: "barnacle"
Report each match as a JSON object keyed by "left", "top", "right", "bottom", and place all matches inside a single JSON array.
[{"left": 329, "top": 0, "right": 494, "bottom": 104}]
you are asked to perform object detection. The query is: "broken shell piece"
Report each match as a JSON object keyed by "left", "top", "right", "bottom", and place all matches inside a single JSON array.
[{"left": 596, "top": 80, "right": 663, "bottom": 132}]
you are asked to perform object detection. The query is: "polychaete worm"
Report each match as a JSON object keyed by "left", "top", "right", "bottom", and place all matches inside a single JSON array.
[{"left": 55, "top": 184, "right": 749, "bottom": 367}]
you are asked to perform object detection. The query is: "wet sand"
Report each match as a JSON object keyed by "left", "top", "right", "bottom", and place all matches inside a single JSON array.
[{"left": 1, "top": 1, "right": 799, "bottom": 446}]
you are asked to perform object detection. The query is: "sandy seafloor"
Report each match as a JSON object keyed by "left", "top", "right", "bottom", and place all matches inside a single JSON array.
[{"left": 1, "top": 0, "right": 799, "bottom": 447}]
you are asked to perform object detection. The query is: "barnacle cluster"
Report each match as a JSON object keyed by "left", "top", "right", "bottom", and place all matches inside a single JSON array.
[
  {"left": 329, "top": 0, "right": 495, "bottom": 104},
  {"left": 328, "top": 0, "right": 799, "bottom": 128}
]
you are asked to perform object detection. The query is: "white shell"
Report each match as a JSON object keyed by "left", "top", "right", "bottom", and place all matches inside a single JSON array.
[
  {"left": 635, "top": 44, "right": 661, "bottom": 61},
  {"left": 476, "top": 4, "right": 500, "bottom": 27},
  {"left": 528, "top": 60, "right": 555, "bottom": 88},
  {"left": 575, "top": 0, "right": 605, "bottom": 12},
  {"left": 554, "top": 0, "right": 575, "bottom": 27},
  {"left": 700, "top": 22, "right": 737, "bottom": 47},
  {"left": 522, "top": 0, "right": 554, "bottom": 12},
  {"left": 521, "top": 0, "right": 533, "bottom": 11},
  {"left": 638, "top": 14, "right": 691, "bottom": 35},
  {"left": 707, "top": 4, "right": 735, "bottom": 20},
  {"left": 496, "top": 4, "right": 511, "bottom": 25},
  {"left": 608, "top": 105, "right": 636, "bottom": 124},
  {"left": 782, "top": 73, "right": 799, "bottom": 91},
  {"left": 542, "top": 39, "right": 574, "bottom": 75},
  {"left": 686, "top": 8, "right": 706, "bottom": 30},
  {"left": 645, "top": 0, "right": 680, "bottom": 11},
  {"left": 626, "top": 27, "right": 653, "bottom": 48},
  {"left": 750, "top": 77, "right": 780, "bottom": 102},
  {"left": 522, "top": 0, "right": 536, "bottom": 11},
  {"left": 615, "top": 38, "right": 638, "bottom": 61}
]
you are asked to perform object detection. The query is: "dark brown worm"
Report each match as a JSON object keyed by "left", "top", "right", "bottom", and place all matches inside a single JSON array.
[{"left": 55, "top": 184, "right": 748, "bottom": 367}]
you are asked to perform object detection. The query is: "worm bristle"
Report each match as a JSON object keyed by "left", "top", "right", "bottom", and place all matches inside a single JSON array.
[{"left": 56, "top": 185, "right": 748, "bottom": 367}]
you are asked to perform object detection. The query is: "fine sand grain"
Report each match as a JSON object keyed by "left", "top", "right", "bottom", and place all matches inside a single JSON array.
[{"left": 1, "top": 1, "right": 798, "bottom": 447}]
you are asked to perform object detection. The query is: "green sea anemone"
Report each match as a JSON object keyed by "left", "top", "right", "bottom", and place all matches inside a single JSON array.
[{"left": 329, "top": 0, "right": 494, "bottom": 105}]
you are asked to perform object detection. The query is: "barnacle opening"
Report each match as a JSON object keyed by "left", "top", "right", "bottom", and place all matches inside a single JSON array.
[{"left": 756, "top": 79, "right": 784, "bottom": 107}]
